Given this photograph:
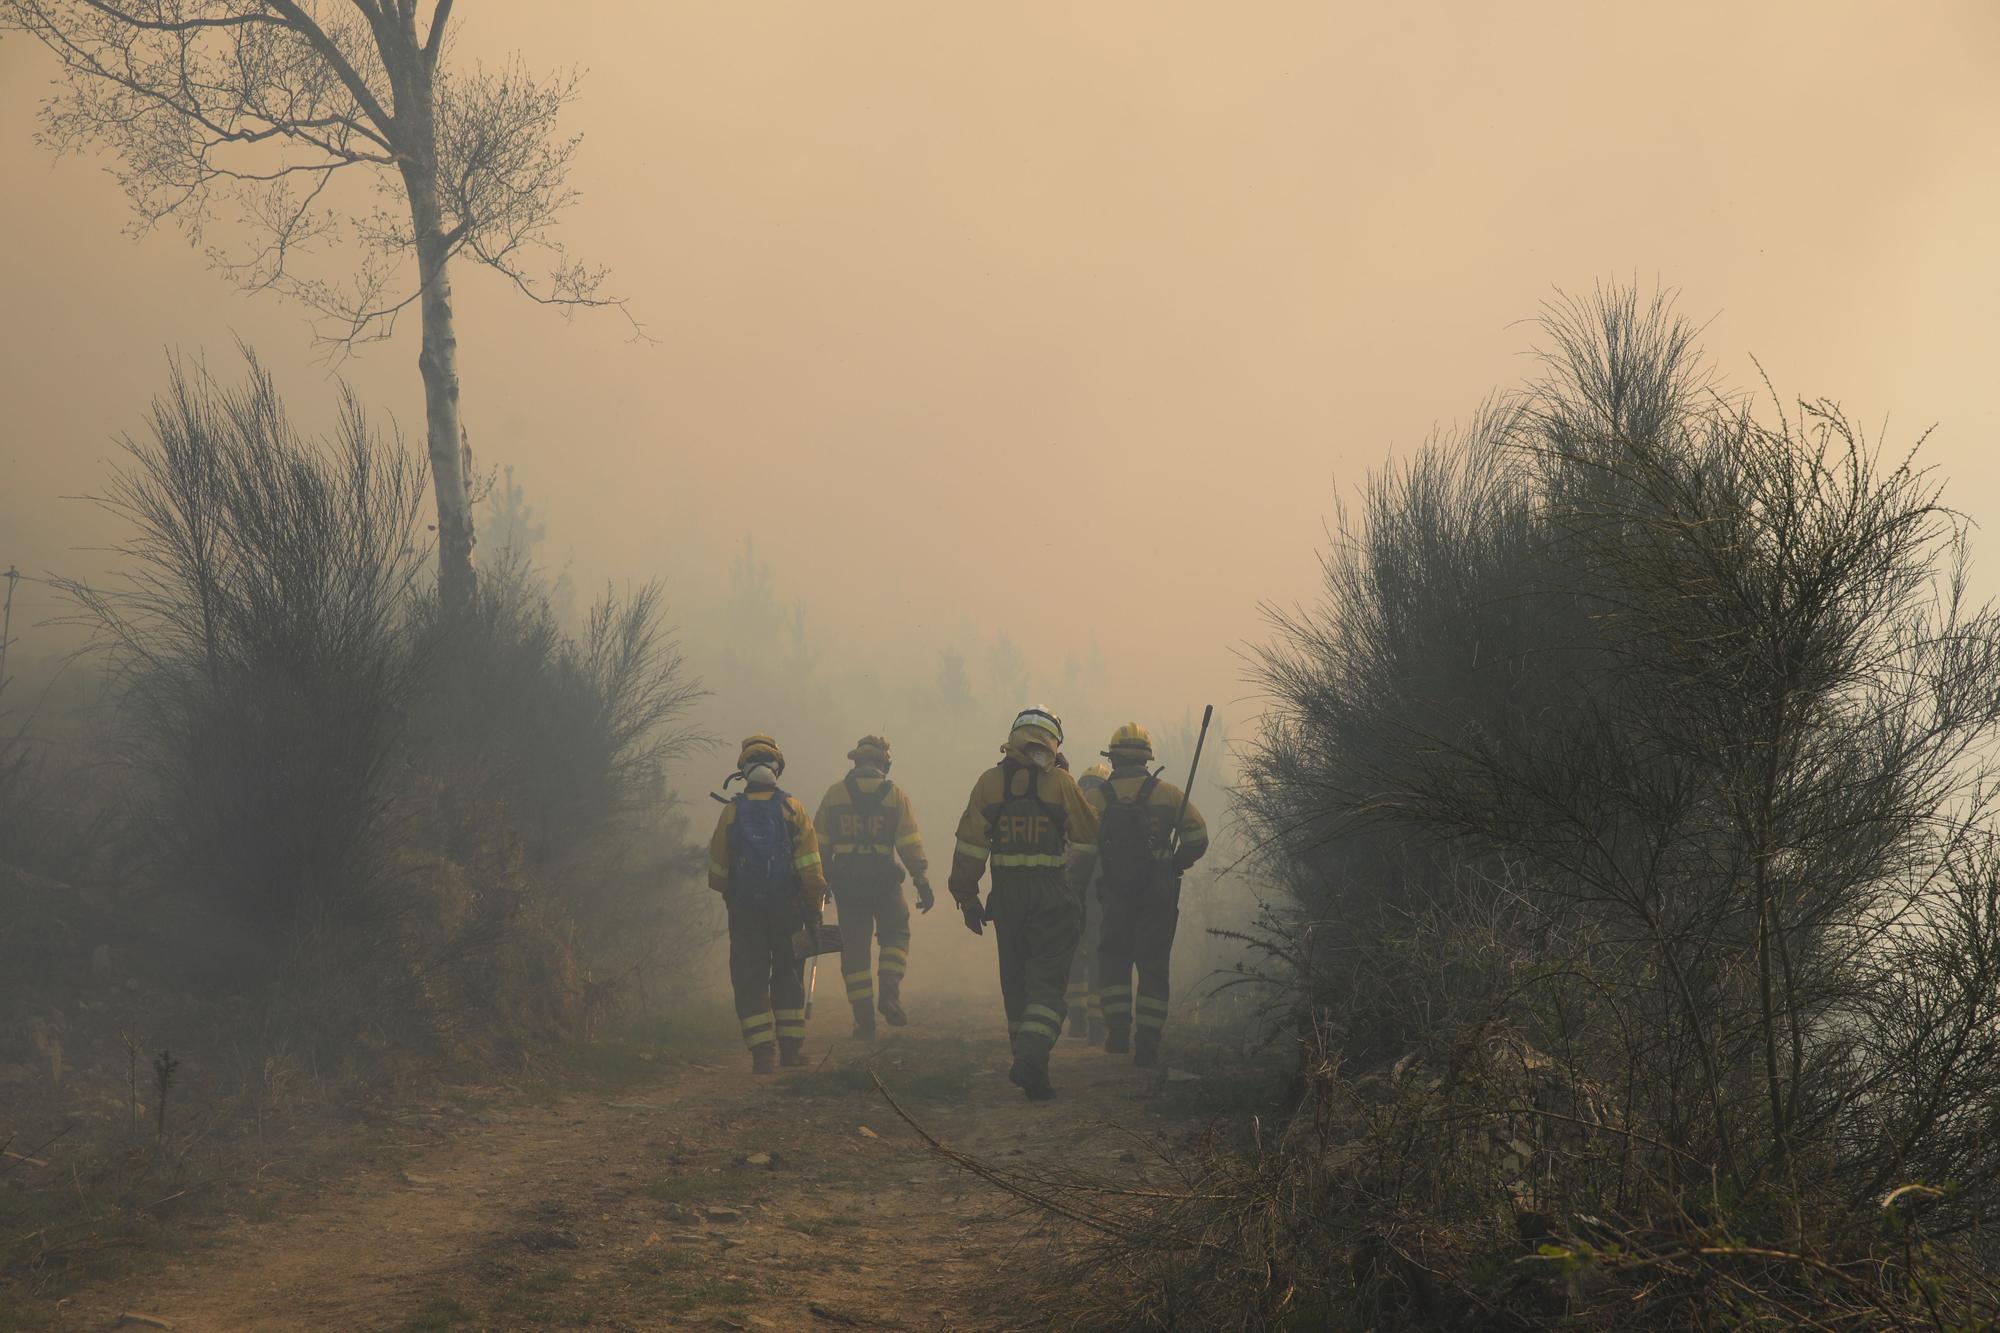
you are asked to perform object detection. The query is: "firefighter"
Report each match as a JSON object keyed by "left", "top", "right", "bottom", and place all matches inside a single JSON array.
[
  {"left": 707, "top": 734, "right": 830, "bottom": 1074},
  {"left": 947, "top": 707, "right": 1099, "bottom": 1100},
  {"left": 1064, "top": 762, "right": 1112, "bottom": 1043},
  {"left": 814, "top": 735, "right": 935, "bottom": 1039},
  {"left": 1069, "top": 724, "right": 1208, "bottom": 1067}
]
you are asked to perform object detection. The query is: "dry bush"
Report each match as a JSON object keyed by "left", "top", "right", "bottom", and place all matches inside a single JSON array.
[
  {"left": 55, "top": 354, "right": 707, "bottom": 1059},
  {"left": 1061, "top": 289, "right": 2000, "bottom": 1328},
  {"left": 66, "top": 352, "right": 428, "bottom": 952},
  {"left": 403, "top": 556, "right": 712, "bottom": 1035}
]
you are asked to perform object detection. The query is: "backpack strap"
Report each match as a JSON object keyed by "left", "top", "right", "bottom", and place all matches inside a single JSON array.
[
  {"left": 985, "top": 759, "right": 1018, "bottom": 844},
  {"left": 873, "top": 778, "right": 899, "bottom": 835},
  {"left": 842, "top": 774, "right": 896, "bottom": 852},
  {"left": 1136, "top": 774, "right": 1163, "bottom": 851},
  {"left": 846, "top": 774, "right": 890, "bottom": 813},
  {"left": 731, "top": 788, "right": 792, "bottom": 834},
  {"left": 988, "top": 758, "right": 1048, "bottom": 839}
]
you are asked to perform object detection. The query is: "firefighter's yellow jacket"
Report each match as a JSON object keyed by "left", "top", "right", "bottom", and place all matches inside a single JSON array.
[
  {"left": 707, "top": 788, "right": 829, "bottom": 905},
  {"left": 814, "top": 772, "right": 929, "bottom": 882},
  {"left": 948, "top": 747, "right": 1101, "bottom": 902}
]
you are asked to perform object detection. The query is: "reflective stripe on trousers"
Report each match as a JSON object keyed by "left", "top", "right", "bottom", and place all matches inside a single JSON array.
[{"left": 987, "top": 867, "right": 1083, "bottom": 1061}]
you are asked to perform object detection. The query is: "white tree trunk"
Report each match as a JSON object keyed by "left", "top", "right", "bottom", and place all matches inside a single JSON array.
[{"left": 404, "top": 148, "right": 476, "bottom": 613}]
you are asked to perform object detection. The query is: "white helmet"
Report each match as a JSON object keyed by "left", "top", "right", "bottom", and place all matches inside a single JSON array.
[{"left": 1008, "top": 705, "right": 1063, "bottom": 750}]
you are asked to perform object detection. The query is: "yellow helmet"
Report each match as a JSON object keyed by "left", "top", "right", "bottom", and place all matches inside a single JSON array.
[
  {"left": 847, "top": 734, "right": 891, "bottom": 767},
  {"left": 738, "top": 733, "right": 784, "bottom": 774},
  {"left": 1083, "top": 761, "right": 1111, "bottom": 781},
  {"left": 1104, "top": 722, "right": 1153, "bottom": 761}
]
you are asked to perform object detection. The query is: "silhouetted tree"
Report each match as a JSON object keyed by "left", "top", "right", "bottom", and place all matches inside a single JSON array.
[{"left": 3, "top": 0, "right": 634, "bottom": 611}]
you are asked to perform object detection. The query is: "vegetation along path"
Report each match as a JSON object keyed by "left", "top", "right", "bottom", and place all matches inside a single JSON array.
[{"left": 31, "top": 1001, "right": 1250, "bottom": 1331}]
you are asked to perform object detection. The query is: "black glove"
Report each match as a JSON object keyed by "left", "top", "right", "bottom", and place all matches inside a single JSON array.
[
  {"left": 956, "top": 895, "right": 985, "bottom": 936},
  {"left": 914, "top": 877, "right": 936, "bottom": 914}
]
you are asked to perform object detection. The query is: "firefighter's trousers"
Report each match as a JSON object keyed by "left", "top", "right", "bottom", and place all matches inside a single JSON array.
[
  {"left": 1097, "top": 876, "right": 1181, "bottom": 1040},
  {"left": 832, "top": 875, "right": 911, "bottom": 1008},
  {"left": 988, "top": 867, "right": 1083, "bottom": 1065},
  {"left": 1065, "top": 880, "right": 1103, "bottom": 1033},
  {"left": 726, "top": 897, "right": 807, "bottom": 1050}
]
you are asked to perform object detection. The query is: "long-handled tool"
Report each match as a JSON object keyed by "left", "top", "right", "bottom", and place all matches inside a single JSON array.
[
  {"left": 795, "top": 920, "right": 844, "bottom": 1020},
  {"left": 1159, "top": 704, "right": 1214, "bottom": 873}
]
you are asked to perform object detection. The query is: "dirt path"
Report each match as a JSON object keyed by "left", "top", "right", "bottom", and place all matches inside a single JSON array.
[{"left": 47, "top": 1002, "right": 1216, "bottom": 1331}]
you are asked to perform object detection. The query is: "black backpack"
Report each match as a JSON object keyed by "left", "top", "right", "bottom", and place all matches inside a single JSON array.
[
  {"left": 1097, "top": 774, "right": 1162, "bottom": 895},
  {"left": 836, "top": 775, "right": 904, "bottom": 886},
  {"left": 729, "top": 790, "right": 796, "bottom": 904},
  {"left": 985, "top": 756, "right": 1069, "bottom": 860}
]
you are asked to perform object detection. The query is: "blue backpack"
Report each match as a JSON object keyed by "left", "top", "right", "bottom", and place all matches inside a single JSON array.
[{"left": 729, "top": 790, "right": 797, "bottom": 904}]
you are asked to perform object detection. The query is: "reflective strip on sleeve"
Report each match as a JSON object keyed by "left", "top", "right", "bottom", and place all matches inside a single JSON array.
[
  {"left": 897, "top": 830, "right": 924, "bottom": 846},
  {"left": 1181, "top": 826, "right": 1209, "bottom": 846},
  {"left": 709, "top": 857, "right": 729, "bottom": 877},
  {"left": 794, "top": 850, "right": 822, "bottom": 870},
  {"left": 1068, "top": 842, "right": 1097, "bottom": 857},
  {"left": 956, "top": 838, "right": 990, "bottom": 862}
]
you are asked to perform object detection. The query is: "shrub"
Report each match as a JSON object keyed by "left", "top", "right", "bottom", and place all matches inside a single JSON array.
[
  {"left": 60, "top": 354, "right": 708, "bottom": 1052},
  {"left": 1160, "top": 287, "right": 2000, "bottom": 1325},
  {"left": 67, "top": 353, "right": 427, "bottom": 949},
  {"left": 403, "top": 557, "right": 711, "bottom": 1031}
]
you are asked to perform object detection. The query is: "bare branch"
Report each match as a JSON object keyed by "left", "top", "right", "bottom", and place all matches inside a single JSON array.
[
  {"left": 260, "top": 0, "right": 396, "bottom": 136},
  {"left": 4, "top": 0, "right": 635, "bottom": 354},
  {"left": 420, "top": 0, "right": 448, "bottom": 68}
]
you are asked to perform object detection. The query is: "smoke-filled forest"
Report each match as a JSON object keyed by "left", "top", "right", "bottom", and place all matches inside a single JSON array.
[{"left": 6, "top": 3, "right": 2000, "bottom": 1330}]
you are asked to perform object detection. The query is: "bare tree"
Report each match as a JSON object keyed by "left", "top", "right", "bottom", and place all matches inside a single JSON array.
[{"left": 2, "top": 0, "right": 633, "bottom": 611}]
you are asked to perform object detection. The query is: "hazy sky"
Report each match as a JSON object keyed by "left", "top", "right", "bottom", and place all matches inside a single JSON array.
[{"left": 4, "top": 2, "right": 1999, "bottom": 727}]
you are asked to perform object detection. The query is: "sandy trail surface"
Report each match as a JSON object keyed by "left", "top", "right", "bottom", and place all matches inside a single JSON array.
[{"left": 47, "top": 1002, "right": 1210, "bottom": 1331}]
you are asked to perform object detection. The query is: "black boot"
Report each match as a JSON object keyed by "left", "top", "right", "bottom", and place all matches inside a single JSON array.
[
  {"left": 1007, "top": 1055, "right": 1056, "bottom": 1101},
  {"left": 778, "top": 1036, "right": 807, "bottom": 1068},
  {"left": 877, "top": 977, "right": 908, "bottom": 1027},
  {"left": 1133, "top": 1028, "right": 1161, "bottom": 1068},
  {"left": 851, "top": 1000, "right": 877, "bottom": 1041},
  {"left": 1105, "top": 1023, "right": 1131, "bottom": 1055},
  {"left": 750, "top": 1044, "right": 776, "bottom": 1075}
]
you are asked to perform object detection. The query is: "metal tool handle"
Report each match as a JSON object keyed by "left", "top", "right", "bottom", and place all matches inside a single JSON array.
[{"left": 1161, "top": 704, "right": 1214, "bottom": 868}]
